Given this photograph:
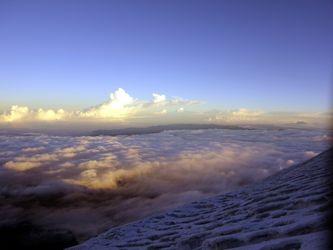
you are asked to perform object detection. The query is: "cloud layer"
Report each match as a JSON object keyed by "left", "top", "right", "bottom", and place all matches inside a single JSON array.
[
  {"left": 0, "top": 88, "right": 330, "bottom": 129},
  {"left": 0, "top": 128, "right": 331, "bottom": 241},
  {"left": 0, "top": 88, "right": 200, "bottom": 125}
]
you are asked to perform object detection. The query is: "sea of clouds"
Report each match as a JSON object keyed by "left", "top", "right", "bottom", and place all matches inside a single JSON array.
[{"left": 0, "top": 128, "right": 331, "bottom": 241}]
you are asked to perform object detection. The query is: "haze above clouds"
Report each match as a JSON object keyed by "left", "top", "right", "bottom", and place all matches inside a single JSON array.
[
  {"left": 0, "top": 128, "right": 331, "bottom": 241},
  {"left": 0, "top": 88, "right": 331, "bottom": 131}
]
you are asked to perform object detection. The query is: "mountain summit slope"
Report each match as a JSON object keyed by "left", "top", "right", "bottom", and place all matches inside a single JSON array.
[{"left": 69, "top": 148, "right": 332, "bottom": 250}]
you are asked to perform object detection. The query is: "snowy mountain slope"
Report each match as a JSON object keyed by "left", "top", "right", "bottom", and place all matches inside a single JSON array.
[{"left": 69, "top": 148, "right": 332, "bottom": 250}]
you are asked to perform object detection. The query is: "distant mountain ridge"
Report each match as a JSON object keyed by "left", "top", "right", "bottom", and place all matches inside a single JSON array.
[{"left": 91, "top": 123, "right": 251, "bottom": 136}]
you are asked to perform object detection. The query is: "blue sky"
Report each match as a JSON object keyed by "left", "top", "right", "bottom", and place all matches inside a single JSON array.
[{"left": 0, "top": 0, "right": 332, "bottom": 113}]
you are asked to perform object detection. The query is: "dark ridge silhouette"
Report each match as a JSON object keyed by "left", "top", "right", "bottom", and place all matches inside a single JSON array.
[{"left": 91, "top": 123, "right": 251, "bottom": 136}]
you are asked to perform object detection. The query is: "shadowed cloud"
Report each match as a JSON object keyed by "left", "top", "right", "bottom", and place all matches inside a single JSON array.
[{"left": 0, "top": 128, "right": 331, "bottom": 242}]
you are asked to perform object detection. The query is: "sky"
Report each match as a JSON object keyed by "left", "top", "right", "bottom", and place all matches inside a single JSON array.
[{"left": 0, "top": 0, "right": 332, "bottom": 128}]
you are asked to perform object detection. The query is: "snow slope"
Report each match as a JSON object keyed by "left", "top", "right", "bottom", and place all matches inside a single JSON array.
[{"left": 69, "top": 148, "right": 332, "bottom": 250}]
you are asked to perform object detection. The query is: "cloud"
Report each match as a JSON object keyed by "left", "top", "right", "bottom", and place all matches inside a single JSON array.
[
  {"left": 207, "top": 108, "right": 331, "bottom": 127},
  {"left": 4, "top": 153, "right": 58, "bottom": 171},
  {"left": 304, "top": 151, "right": 318, "bottom": 158},
  {"left": 1, "top": 106, "right": 69, "bottom": 123},
  {"left": 208, "top": 108, "right": 264, "bottom": 123},
  {"left": 1, "top": 105, "right": 30, "bottom": 122},
  {"left": 231, "top": 108, "right": 263, "bottom": 117},
  {"left": 22, "top": 146, "right": 45, "bottom": 153},
  {"left": 79, "top": 88, "right": 136, "bottom": 119},
  {"left": 0, "top": 128, "right": 330, "bottom": 242},
  {"left": 0, "top": 88, "right": 200, "bottom": 126},
  {"left": 286, "top": 159, "right": 295, "bottom": 166},
  {"left": 4, "top": 161, "right": 42, "bottom": 171},
  {"left": 0, "top": 88, "right": 330, "bottom": 129},
  {"left": 152, "top": 93, "right": 166, "bottom": 103},
  {"left": 36, "top": 108, "right": 67, "bottom": 121}
]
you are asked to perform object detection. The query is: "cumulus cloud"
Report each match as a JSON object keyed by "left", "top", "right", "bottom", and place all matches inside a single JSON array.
[
  {"left": 0, "top": 88, "right": 330, "bottom": 129},
  {"left": 0, "top": 106, "right": 69, "bottom": 123},
  {"left": 1, "top": 105, "right": 30, "bottom": 122},
  {"left": 0, "top": 128, "right": 330, "bottom": 242},
  {"left": 79, "top": 88, "right": 136, "bottom": 119},
  {"left": 36, "top": 108, "right": 67, "bottom": 121},
  {"left": 152, "top": 93, "right": 166, "bottom": 103},
  {"left": 0, "top": 88, "right": 201, "bottom": 126}
]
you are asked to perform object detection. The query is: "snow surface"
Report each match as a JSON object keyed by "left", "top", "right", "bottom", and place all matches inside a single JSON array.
[{"left": 69, "top": 148, "right": 332, "bottom": 250}]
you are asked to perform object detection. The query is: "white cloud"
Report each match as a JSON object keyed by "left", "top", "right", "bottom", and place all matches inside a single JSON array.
[
  {"left": 1, "top": 105, "right": 30, "bottom": 122},
  {"left": 0, "top": 88, "right": 201, "bottom": 125},
  {"left": 0, "top": 88, "right": 330, "bottom": 128},
  {"left": 231, "top": 108, "right": 263, "bottom": 117},
  {"left": 152, "top": 93, "right": 166, "bottom": 103},
  {"left": 37, "top": 108, "right": 67, "bottom": 121},
  {"left": 110, "top": 88, "right": 134, "bottom": 107},
  {"left": 79, "top": 88, "right": 136, "bottom": 119},
  {"left": 0, "top": 106, "right": 69, "bottom": 123}
]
